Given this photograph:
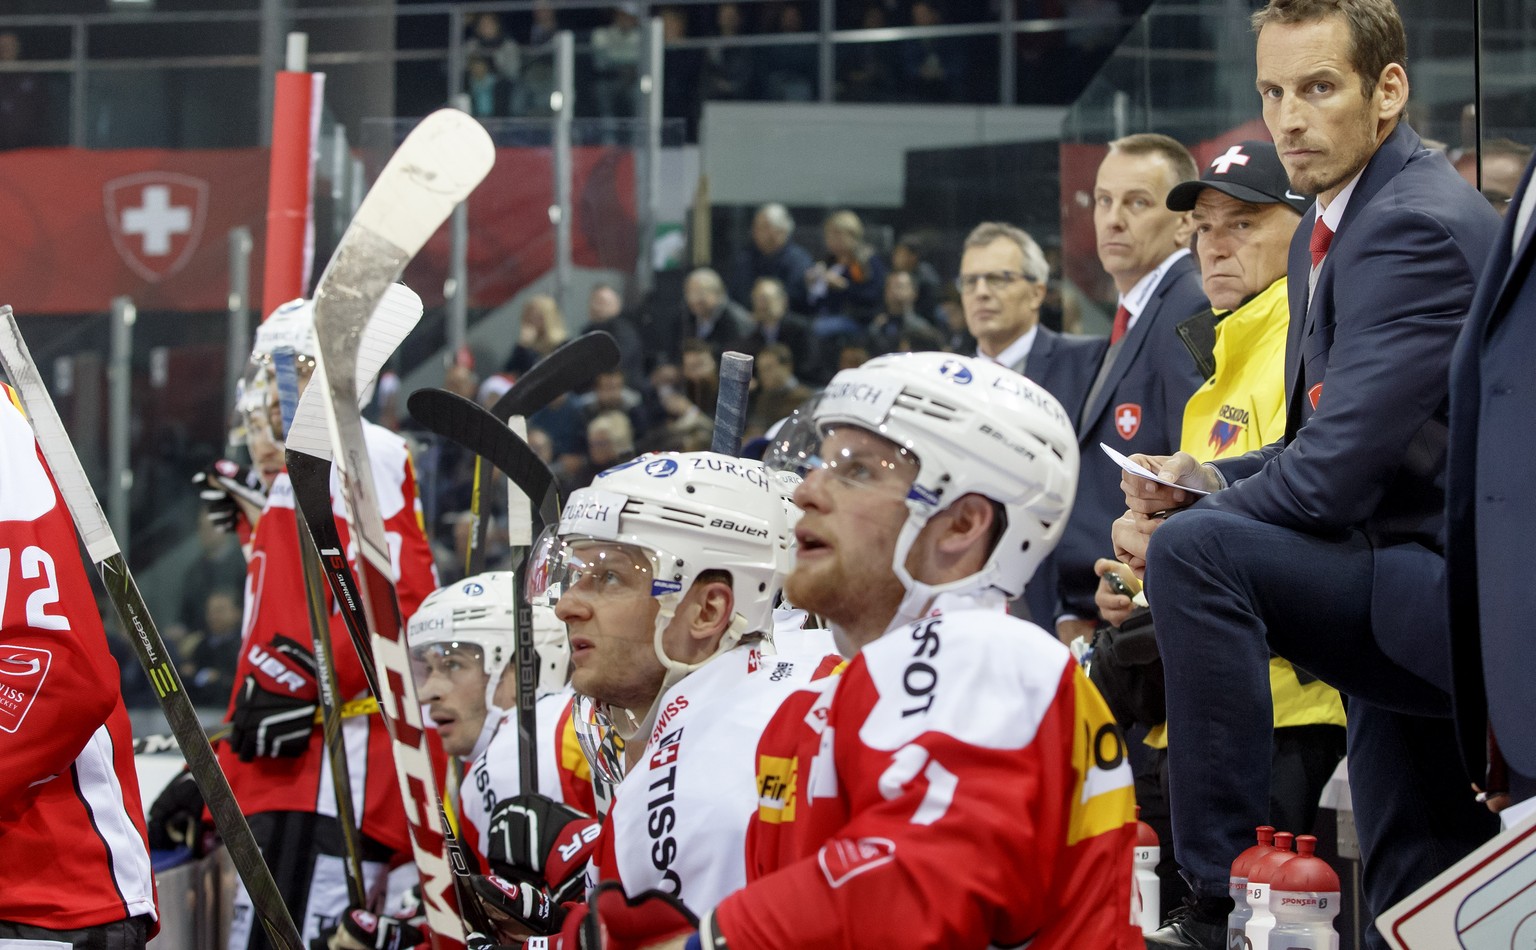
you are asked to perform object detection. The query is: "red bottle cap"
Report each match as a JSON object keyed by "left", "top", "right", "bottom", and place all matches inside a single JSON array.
[
  {"left": 1271, "top": 835, "right": 1340, "bottom": 893},
  {"left": 1138, "top": 820, "right": 1160, "bottom": 847},
  {"left": 1247, "top": 832, "right": 1296, "bottom": 886},
  {"left": 1229, "top": 825, "right": 1277, "bottom": 878}
]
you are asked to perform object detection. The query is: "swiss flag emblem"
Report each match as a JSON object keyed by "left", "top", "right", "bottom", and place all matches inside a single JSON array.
[
  {"left": 103, "top": 173, "right": 209, "bottom": 283},
  {"left": 1114, "top": 403, "right": 1142, "bottom": 440}
]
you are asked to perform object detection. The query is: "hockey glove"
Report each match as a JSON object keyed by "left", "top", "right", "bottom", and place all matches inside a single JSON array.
[
  {"left": 312, "top": 908, "right": 426, "bottom": 950},
  {"left": 194, "top": 459, "right": 267, "bottom": 533},
  {"left": 229, "top": 633, "right": 319, "bottom": 761},
  {"left": 464, "top": 872, "right": 563, "bottom": 940},
  {"left": 554, "top": 882, "right": 698, "bottom": 950},
  {"left": 487, "top": 794, "right": 601, "bottom": 903},
  {"left": 146, "top": 769, "right": 208, "bottom": 854}
]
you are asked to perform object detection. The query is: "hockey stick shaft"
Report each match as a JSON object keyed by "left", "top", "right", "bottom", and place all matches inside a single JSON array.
[
  {"left": 274, "top": 348, "right": 368, "bottom": 908},
  {"left": 712, "top": 350, "right": 753, "bottom": 457},
  {"left": 0, "top": 307, "right": 305, "bottom": 950}
]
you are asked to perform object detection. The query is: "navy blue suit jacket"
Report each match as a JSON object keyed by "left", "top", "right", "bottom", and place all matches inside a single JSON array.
[
  {"left": 1448, "top": 151, "right": 1536, "bottom": 778},
  {"left": 1055, "top": 254, "right": 1207, "bottom": 620},
  {"left": 1203, "top": 122, "right": 1499, "bottom": 697},
  {"left": 1008, "top": 325, "right": 1111, "bottom": 623}
]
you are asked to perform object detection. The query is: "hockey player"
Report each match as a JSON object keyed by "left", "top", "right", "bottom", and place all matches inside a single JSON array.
[
  {"left": 0, "top": 381, "right": 158, "bottom": 946},
  {"left": 483, "top": 451, "right": 830, "bottom": 941},
  {"left": 160, "top": 298, "right": 440, "bottom": 949},
  {"left": 564, "top": 352, "right": 1142, "bottom": 949},
  {"left": 405, "top": 574, "right": 596, "bottom": 862}
]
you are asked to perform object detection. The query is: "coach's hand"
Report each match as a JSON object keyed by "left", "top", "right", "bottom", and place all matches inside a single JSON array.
[{"left": 1121, "top": 451, "right": 1219, "bottom": 517}]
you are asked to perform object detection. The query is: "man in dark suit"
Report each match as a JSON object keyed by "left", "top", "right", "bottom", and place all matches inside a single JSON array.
[
  {"left": 741, "top": 277, "right": 814, "bottom": 376},
  {"left": 1053, "top": 135, "right": 1207, "bottom": 646},
  {"left": 1116, "top": 2, "right": 1502, "bottom": 946},
  {"left": 957, "top": 221, "right": 1106, "bottom": 623},
  {"left": 729, "top": 203, "right": 816, "bottom": 312},
  {"left": 1448, "top": 149, "right": 1536, "bottom": 818},
  {"left": 680, "top": 267, "right": 754, "bottom": 360}
]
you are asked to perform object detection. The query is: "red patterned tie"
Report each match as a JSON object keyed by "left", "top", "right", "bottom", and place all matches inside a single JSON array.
[
  {"left": 1310, "top": 217, "right": 1334, "bottom": 268},
  {"left": 1110, "top": 304, "right": 1131, "bottom": 344}
]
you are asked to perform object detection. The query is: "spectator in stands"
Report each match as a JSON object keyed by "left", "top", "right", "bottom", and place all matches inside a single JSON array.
[
  {"left": 680, "top": 337, "right": 721, "bottom": 416},
  {"left": 731, "top": 202, "right": 816, "bottom": 311},
  {"left": 745, "top": 343, "right": 811, "bottom": 439},
  {"left": 758, "top": 2, "right": 818, "bottom": 101},
  {"left": 1455, "top": 138, "right": 1534, "bottom": 215},
  {"left": 890, "top": 232, "right": 945, "bottom": 322},
  {"left": 592, "top": 3, "right": 642, "bottom": 123},
  {"left": 464, "top": 12, "right": 521, "bottom": 109},
  {"left": 682, "top": 267, "right": 754, "bottom": 358},
  {"left": 505, "top": 293, "right": 569, "bottom": 375},
  {"left": 744, "top": 276, "right": 814, "bottom": 373},
  {"left": 806, "top": 209, "right": 888, "bottom": 374},
  {"left": 465, "top": 56, "right": 512, "bottom": 118},
  {"left": 660, "top": 6, "right": 704, "bottom": 139},
  {"left": 580, "top": 283, "right": 647, "bottom": 389},
  {"left": 653, "top": 387, "right": 714, "bottom": 452},
  {"left": 838, "top": 4, "right": 900, "bottom": 102},
  {"left": 0, "top": 31, "right": 47, "bottom": 150},
  {"left": 937, "top": 291, "right": 976, "bottom": 353},
  {"left": 577, "top": 368, "right": 650, "bottom": 443},
  {"left": 867, "top": 270, "right": 945, "bottom": 355},
  {"left": 529, "top": 0, "right": 559, "bottom": 46},
  {"left": 179, "top": 589, "right": 244, "bottom": 707},
  {"left": 562, "top": 409, "right": 637, "bottom": 494},
  {"left": 899, "top": 0, "right": 969, "bottom": 102},
  {"left": 175, "top": 516, "right": 250, "bottom": 637},
  {"left": 703, "top": 2, "right": 758, "bottom": 103}
]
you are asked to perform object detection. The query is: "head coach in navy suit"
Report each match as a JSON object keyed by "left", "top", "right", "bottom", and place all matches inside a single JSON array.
[
  {"left": 1112, "top": 0, "right": 1503, "bottom": 946},
  {"left": 955, "top": 221, "right": 1108, "bottom": 623},
  {"left": 1053, "top": 135, "right": 1208, "bottom": 646},
  {"left": 1448, "top": 149, "right": 1536, "bottom": 818}
]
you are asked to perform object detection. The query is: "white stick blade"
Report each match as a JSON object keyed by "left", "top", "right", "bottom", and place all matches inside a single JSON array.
[{"left": 352, "top": 108, "right": 495, "bottom": 258}]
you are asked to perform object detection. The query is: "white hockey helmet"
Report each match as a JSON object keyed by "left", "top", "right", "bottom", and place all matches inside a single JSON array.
[
  {"left": 253, "top": 298, "right": 319, "bottom": 362},
  {"left": 769, "top": 352, "right": 1078, "bottom": 627},
  {"left": 407, "top": 571, "right": 570, "bottom": 704},
  {"left": 528, "top": 451, "right": 789, "bottom": 736}
]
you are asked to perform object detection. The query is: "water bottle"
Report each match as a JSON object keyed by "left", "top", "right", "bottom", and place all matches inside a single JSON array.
[
  {"left": 1267, "top": 834, "right": 1340, "bottom": 949},
  {"left": 1245, "top": 831, "right": 1295, "bottom": 948},
  {"left": 1134, "top": 807, "right": 1161, "bottom": 933},
  {"left": 1227, "top": 825, "right": 1277, "bottom": 947}
]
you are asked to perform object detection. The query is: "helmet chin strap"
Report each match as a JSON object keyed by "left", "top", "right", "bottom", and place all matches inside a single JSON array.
[
  {"left": 883, "top": 499, "right": 1010, "bottom": 633},
  {"left": 599, "top": 595, "right": 750, "bottom": 750}
]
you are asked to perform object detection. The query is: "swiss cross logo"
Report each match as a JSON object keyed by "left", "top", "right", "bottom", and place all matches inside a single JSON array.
[
  {"left": 103, "top": 173, "right": 209, "bottom": 283},
  {"left": 650, "top": 740, "right": 681, "bottom": 770},
  {"left": 1210, "top": 145, "right": 1250, "bottom": 174},
  {"left": 1114, "top": 403, "right": 1142, "bottom": 440},
  {"left": 0, "top": 644, "right": 52, "bottom": 733},
  {"left": 747, "top": 649, "right": 761, "bottom": 674},
  {"left": 818, "top": 836, "right": 896, "bottom": 888}
]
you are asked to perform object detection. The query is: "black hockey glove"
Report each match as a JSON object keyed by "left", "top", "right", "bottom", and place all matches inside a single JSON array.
[
  {"left": 194, "top": 459, "right": 267, "bottom": 533},
  {"left": 311, "top": 907, "right": 426, "bottom": 950},
  {"left": 465, "top": 872, "right": 563, "bottom": 940},
  {"left": 487, "top": 793, "right": 600, "bottom": 903},
  {"left": 147, "top": 769, "right": 207, "bottom": 853},
  {"left": 228, "top": 633, "right": 319, "bottom": 761}
]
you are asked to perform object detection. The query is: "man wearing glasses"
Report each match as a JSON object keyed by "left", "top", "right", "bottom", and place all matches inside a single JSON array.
[{"left": 957, "top": 221, "right": 1107, "bottom": 621}]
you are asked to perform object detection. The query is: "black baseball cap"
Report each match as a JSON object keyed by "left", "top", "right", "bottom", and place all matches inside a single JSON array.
[{"left": 1166, "top": 140, "right": 1311, "bottom": 215}]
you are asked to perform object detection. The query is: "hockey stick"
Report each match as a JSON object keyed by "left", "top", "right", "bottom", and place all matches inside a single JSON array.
[
  {"left": 283, "top": 282, "right": 425, "bottom": 701},
  {"left": 0, "top": 306, "right": 305, "bottom": 950},
  {"left": 462, "top": 331, "right": 620, "bottom": 575},
  {"left": 311, "top": 107, "right": 493, "bottom": 949},
  {"left": 132, "top": 697, "right": 378, "bottom": 756},
  {"left": 711, "top": 350, "right": 753, "bottom": 457},
  {"left": 408, "top": 387, "right": 557, "bottom": 798},
  {"left": 273, "top": 346, "right": 368, "bottom": 908}
]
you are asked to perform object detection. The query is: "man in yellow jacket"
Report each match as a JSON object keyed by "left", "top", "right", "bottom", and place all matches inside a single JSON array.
[{"left": 1094, "top": 141, "right": 1345, "bottom": 884}]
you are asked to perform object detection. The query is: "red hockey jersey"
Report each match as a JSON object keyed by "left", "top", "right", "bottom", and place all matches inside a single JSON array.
[
  {"left": 715, "top": 590, "right": 1142, "bottom": 949},
  {"left": 0, "top": 384, "right": 157, "bottom": 931},
  {"left": 218, "top": 422, "right": 438, "bottom": 854}
]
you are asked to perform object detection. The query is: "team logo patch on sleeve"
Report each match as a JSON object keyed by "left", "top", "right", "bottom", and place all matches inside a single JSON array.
[
  {"left": 0, "top": 644, "right": 51, "bottom": 733},
  {"left": 817, "top": 837, "right": 895, "bottom": 888},
  {"left": 1067, "top": 666, "right": 1135, "bottom": 846}
]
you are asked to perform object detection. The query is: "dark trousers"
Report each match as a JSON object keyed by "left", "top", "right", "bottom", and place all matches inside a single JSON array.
[
  {"left": 0, "top": 916, "right": 150, "bottom": 949},
  {"left": 1146, "top": 509, "right": 1496, "bottom": 948}
]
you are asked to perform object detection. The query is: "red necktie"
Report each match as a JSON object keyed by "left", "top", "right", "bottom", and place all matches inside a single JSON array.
[
  {"left": 1310, "top": 217, "right": 1334, "bottom": 268},
  {"left": 1110, "top": 304, "right": 1131, "bottom": 344}
]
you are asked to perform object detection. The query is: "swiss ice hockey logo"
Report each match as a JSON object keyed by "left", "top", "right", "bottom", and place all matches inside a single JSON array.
[
  {"left": 0, "top": 644, "right": 51, "bottom": 733},
  {"left": 104, "top": 172, "right": 209, "bottom": 282},
  {"left": 818, "top": 836, "right": 896, "bottom": 888},
  {"left": 1114, "top": 403, "right": 1142, "bottom": 440}
]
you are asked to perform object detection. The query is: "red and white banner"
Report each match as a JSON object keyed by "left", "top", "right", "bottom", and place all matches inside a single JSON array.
[{"left": 0, "top": 144, "right": 636, "bottom": 316}]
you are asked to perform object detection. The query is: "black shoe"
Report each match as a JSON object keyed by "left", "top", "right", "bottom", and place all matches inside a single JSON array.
[{"left": 1143, "top": 897, "right": 1231, "bottom": 949}]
